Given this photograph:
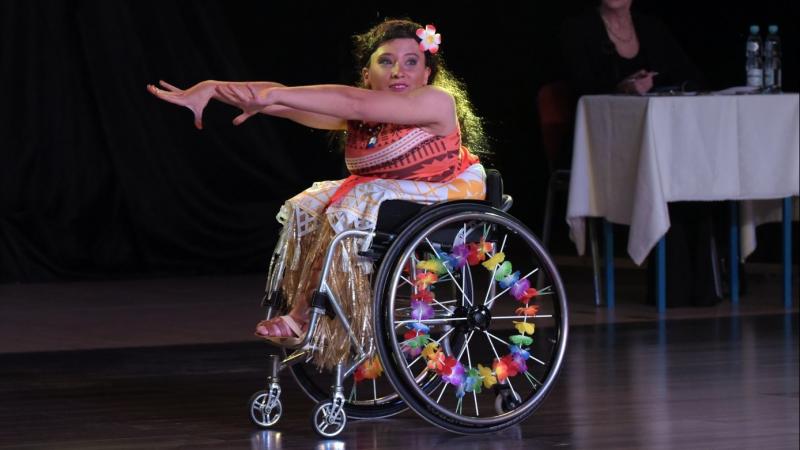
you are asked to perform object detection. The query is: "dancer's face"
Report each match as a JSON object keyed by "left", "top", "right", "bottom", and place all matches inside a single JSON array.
[{"left": 362, "top": 38, "right": 431, "bottom": 93}]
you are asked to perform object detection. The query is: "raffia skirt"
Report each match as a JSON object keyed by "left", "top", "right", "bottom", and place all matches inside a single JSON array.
[{"left": 274, "top": 164, "right": 486, "bottom": 369}]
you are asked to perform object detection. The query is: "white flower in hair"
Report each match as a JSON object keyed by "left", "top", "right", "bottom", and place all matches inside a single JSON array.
[{"left": 416, "top": 24, "right": 441, "bottom": 54}]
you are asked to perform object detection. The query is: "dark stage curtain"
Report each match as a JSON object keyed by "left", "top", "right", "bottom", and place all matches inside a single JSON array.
[
  {"left": 1, "top": 0, "right": 795, "bottom": 282},
  {"left": 0, "top": 0, "right": 343, "bottom": 281}
]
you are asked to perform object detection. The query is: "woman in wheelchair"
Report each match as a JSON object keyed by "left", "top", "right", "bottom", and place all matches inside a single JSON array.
[
  {"left": 149, "top": 18, "right": 487, "bottom": 356},
  {"left": 149, "top": 18, "right": 567, "bottom": 437}
]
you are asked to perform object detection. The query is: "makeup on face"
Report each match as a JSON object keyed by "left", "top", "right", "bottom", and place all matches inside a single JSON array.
[{"left": 364, "top": 38, "right": 430, "bottom": 92}]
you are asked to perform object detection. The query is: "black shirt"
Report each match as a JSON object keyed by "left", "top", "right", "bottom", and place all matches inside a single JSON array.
[{"left": 560, "top": 9, "right": 703, "bottom": 96}]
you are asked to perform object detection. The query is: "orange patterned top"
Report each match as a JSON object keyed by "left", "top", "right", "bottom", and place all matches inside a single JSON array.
[{"left": 344, "top": 122, "right": 480, "bottom": 182}]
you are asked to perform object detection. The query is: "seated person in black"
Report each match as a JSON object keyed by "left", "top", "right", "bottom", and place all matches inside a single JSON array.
[
  {"left": 560, "top": 0, "right": 703, "bottom": 96},
  {"left": 559, "top": 0, "right": 720, "bottom": 307}
]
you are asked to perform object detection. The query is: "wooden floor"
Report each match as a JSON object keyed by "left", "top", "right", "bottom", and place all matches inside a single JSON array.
[{"left": 1, "top": 261, "right": 798, "bottom": 449}]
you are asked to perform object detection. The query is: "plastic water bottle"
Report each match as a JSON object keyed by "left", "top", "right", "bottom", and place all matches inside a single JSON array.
[
  {"left": 745, "top": 25, "right": 763, "bottom": 88},
  {"left": 763, "top": 25, "right": 782, "bottom": 92}
]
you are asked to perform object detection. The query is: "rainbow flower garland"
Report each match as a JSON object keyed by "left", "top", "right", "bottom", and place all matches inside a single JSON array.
[{"left": 356, "top": 236, "right": 541, "bottom": 405}]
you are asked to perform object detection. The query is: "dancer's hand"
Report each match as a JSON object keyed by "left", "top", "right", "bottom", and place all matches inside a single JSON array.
[
  {"left": 147, "top": 80, "right": 216, "bottom": 129},
  {"left": 214, "top": 83, "right": 272, "bottom": 126}
]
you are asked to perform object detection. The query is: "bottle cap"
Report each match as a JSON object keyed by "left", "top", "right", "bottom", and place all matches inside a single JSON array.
[
  {"left": 768, "top": 25, "right": 778, "bottom": 34},
  {"left": 750, "top": 25, "right": 760, "bottom": 34}
]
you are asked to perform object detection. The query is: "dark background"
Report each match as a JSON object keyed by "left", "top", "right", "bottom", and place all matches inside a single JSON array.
[{"left": 1, "top": 0, "right": 797, "bottom": 282}]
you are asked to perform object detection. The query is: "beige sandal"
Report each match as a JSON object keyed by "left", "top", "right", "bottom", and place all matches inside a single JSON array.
[{"left": 254, "top": 314, "right": 308, "bottom": 346}]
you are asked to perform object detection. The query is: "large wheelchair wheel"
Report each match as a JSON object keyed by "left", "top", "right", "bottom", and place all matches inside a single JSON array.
[{"left": 373, "top": 202, "right": 568, "bottom": 434}]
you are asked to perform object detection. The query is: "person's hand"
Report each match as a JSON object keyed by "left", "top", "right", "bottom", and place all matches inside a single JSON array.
[
  {"left": 618, "top": 70, "right": 658, "bottom": 95},
  {"left": 214, "top": 83, "right": 273, "bottom": 126},
  {"left": 147, "top": 80, "right": 216, "bottom": 129}
]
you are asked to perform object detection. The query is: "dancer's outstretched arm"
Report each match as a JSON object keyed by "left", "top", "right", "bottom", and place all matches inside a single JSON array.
[
  {"left": 216, "top": 83, "right": 457, "bottom": 136},
  {"left": 147, "top": 80, "right": 345, "bottom": 130}
]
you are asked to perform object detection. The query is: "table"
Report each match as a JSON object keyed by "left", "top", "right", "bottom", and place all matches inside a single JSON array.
[{"left": 566, "top": 93, "right": 799, "bottom": 310}]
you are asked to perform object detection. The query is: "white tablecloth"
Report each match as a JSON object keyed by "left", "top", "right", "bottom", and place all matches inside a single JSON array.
[{"left": 567, "top": 93, "right": 800, "bottom": 265}]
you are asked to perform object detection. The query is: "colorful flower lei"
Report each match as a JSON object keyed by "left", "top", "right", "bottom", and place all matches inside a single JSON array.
[{"left": 355, "top": 234, "right": 542, "bottom": 409}]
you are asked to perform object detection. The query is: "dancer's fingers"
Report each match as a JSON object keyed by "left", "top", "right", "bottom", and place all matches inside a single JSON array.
[
  {"left": 233, "top": 111, "right": 255, "bottom": 126},
  {"left": 158, "top": 80, "right": 182, "bottom": 92}
]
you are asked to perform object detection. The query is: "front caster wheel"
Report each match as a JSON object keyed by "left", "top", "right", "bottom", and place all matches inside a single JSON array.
[
  {"left": 311, "top": 401, "right": 347, "bottom": 438},
  {"left": 494, "top": 387, "right": 522, "bottom": 414},
  {"left": 249, "top": 390, "right": 282, "bottom": 428}
]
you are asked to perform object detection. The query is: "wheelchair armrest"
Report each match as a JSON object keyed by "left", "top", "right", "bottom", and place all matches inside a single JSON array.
[{"left": 485, "top": 169, "right": 503, "bottom": 208}]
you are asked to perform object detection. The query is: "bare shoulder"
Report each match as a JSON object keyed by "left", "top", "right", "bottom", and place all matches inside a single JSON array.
[
  {"left": 411, "top": 86, "right": 457, "bottom": 135},
  {"left": 411, "top": 85, "right": 455, "bottom": 104}
]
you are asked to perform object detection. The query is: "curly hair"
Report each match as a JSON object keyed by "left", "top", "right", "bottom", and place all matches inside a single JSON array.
[{"left": 350, "top": 18, "right": 488, "bottom": 155}]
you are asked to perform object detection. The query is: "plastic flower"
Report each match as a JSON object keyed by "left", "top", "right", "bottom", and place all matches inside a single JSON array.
[
  {"left": 455, "top": 382, "right": 467, "bottom": 398},
  {"left": 411, "top": 289, "right": 435, "bottom": 303},
  {"left": 449, "top": 244, "right": 469, "bottom": 270},
  {"left": 442, "top": 360, "right": 466, "bottom": 386},
  {"left": 467, "top": 239, "right": 493, "bottom": 265},
  {"left": 421, "top": 341, "right": 440, "bottom": 359},
  {"left": 515, "top": 305, "right": 540, "bottom": 317},
  {"left": 427, "top": 349, "right": 447, "bottom": 372},
  {"left": 407, "top": 322, "right": 430, "bottom": 333},
  {"left": 416, "top": 24, "right": 441, "bottom": 54},
  {"left": 493, "top": 357, "right": 510, "bottom": 383},
  {"left": 477, "top": 364, "right": 497, "bottom": 388},
  {"left": 512, "top": 280, "right": 539, "bottom": 302},
  {"left": 412, "top": 335, "right": 431, "bottom": 348},
  {"left": 418, "top": 258, "right": 448, "bottom": 275},
  {"left": 509, "top": 278, "right": 530, "bottom": 299},
  {"left": 496, "top": 355, "right": 520, "bottom": 380},
  {"left": 403, "top": 329, "right": 422, "bottom": 341},
  {"left": 481, "top": 251, "right": 505, "bottom": 271},
  {"left": 426, "top": 353, "right": 457, "bottom": 377},
  {"left": 513, "top": 321, "right": 535, "bottom": 336},
  {"left": 402, "top": 328, "right": 430, "bottom": 358},
  {"left": 415, "top": 271, "right": 438, "bottom": 290},
  {"left": 465, "top": 367, "right": 483, "bottom": 393},
  {"left": 354, "top": 357, "right": 383, "bottom": 382},
  {"left": 403, "top": 328, "right": 430, "bottom": 346},
  {"left": 498, "top": 270, "right": 521, "bottom": 290},
  {"left": 510, "top": 353, "right": 528, "bottom": 373},
  {"left": 402, "top": 344, "right": 421, "bottom": 358},
  {"left": 494, "top": 261, "right": 513, "bottom": 281},
  {"left": 509, "top": 345, "right": 530, "bottom": 361},
  {"left": 411, "top": 300, "right": 434, "bottom": 320},
  {"left": 509, "top": 334, "right": 533, "bottom": 346}
]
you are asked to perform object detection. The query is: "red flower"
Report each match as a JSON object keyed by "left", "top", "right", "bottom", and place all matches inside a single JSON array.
[
  {"left": 440, "top": 355, "right": 458, "bottom": 376},
  {"left": 412, "top": 289, "right": 435, "bottom": 303},
  {"left": 404, "top": 329, "right": 423, "bottom": 341},
  {"left": 466, "top": 239, "right": 493, "bottom": 266}
]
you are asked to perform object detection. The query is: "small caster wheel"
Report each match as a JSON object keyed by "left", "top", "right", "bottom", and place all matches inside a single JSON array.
[
  {"left": 249, "top": 390, "right": 282, "bottom": 428},
  {"left": 311, "top": 401, "right": 347, "bottom": 437},
  {"left": 494, "top": 389, "right": 522, "bottom": 414}
]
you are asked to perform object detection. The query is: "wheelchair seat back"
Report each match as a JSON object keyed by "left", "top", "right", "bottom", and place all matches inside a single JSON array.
[{"left": 362, "top": 169, "right": 509, "bottom": 261}]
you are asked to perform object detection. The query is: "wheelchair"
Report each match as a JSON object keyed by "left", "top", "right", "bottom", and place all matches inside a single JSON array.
[{"left": 248, "top": 169, "right": 568, "bottom": 437}]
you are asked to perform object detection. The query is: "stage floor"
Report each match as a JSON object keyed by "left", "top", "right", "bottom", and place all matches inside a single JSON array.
[{"left": 1, "top": 261, "right": 798, "bottom": 449}]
